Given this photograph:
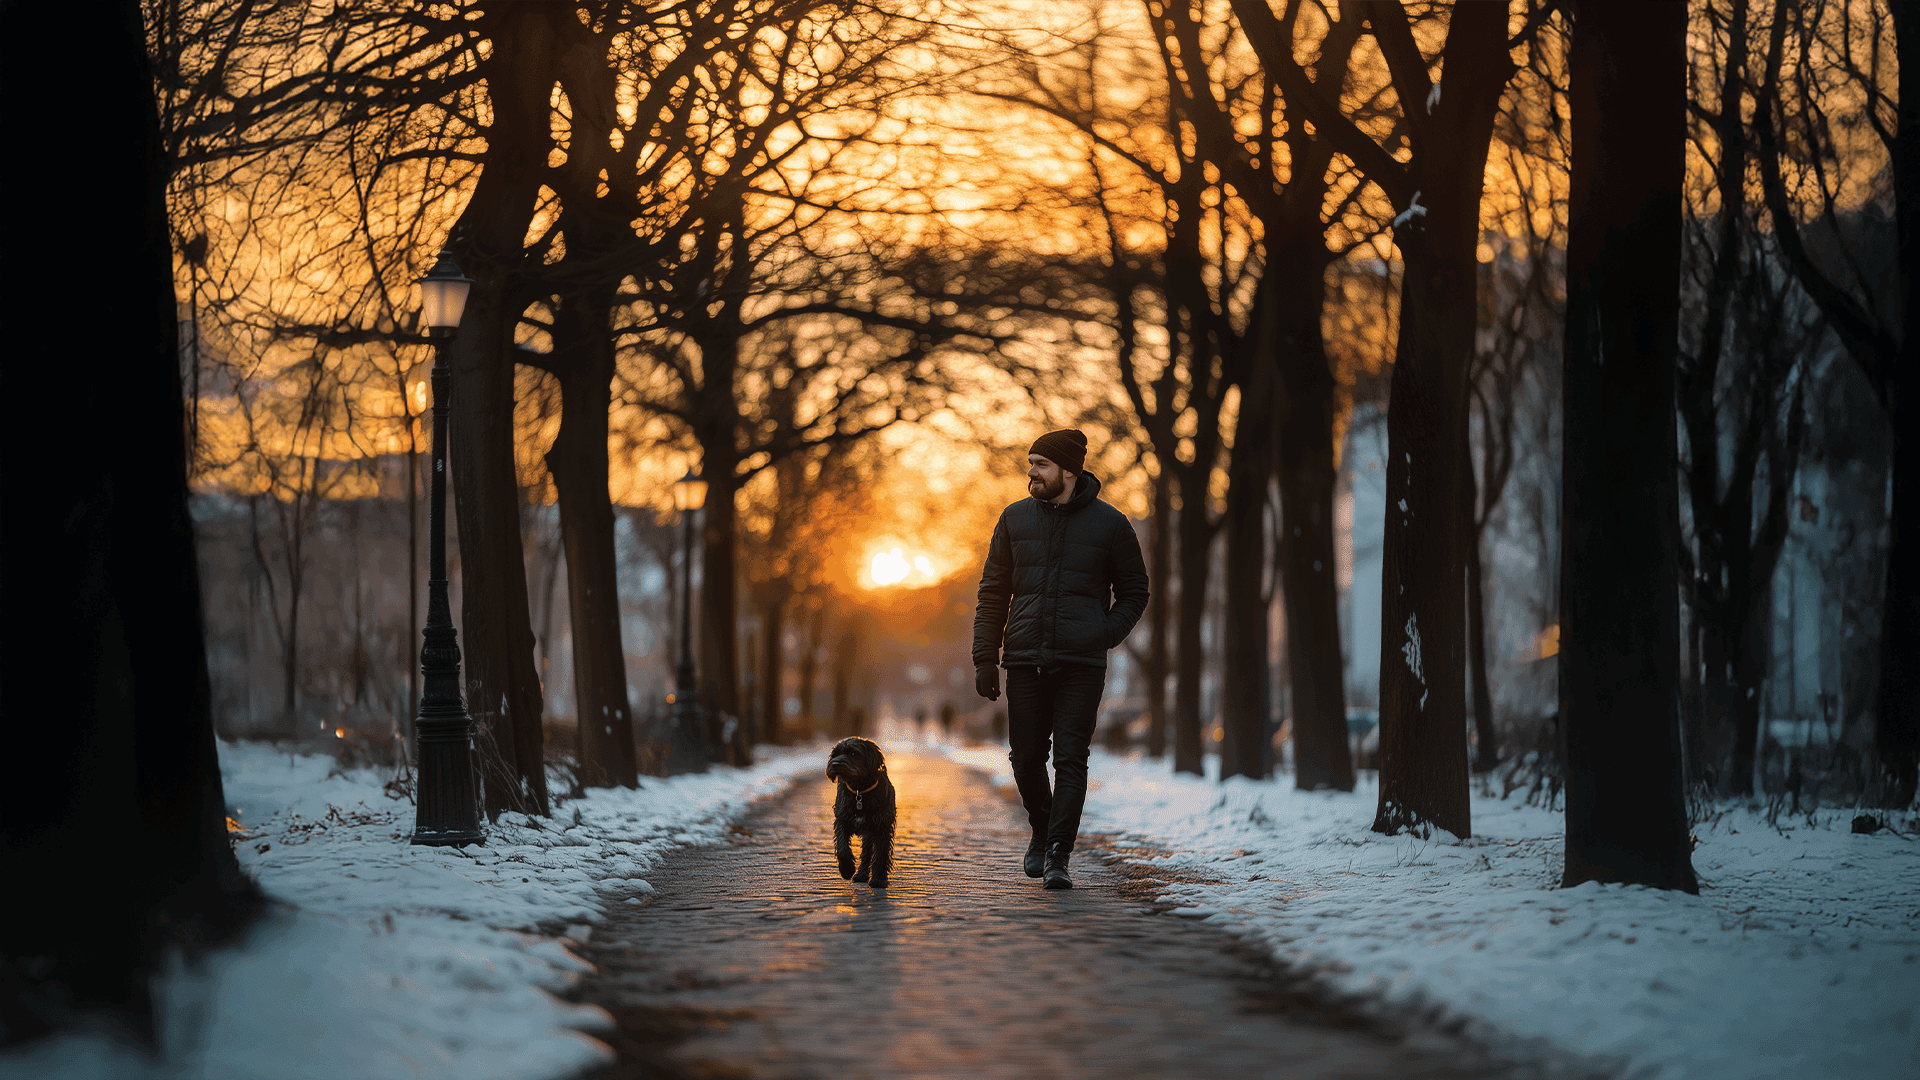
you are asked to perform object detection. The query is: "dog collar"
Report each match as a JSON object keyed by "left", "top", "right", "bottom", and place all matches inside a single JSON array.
[{"left": 840, "top": 770, "right": 883, "bottom": 796}]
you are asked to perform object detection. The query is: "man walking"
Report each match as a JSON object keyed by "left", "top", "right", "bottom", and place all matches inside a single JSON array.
[{"left": 973, "top": 429, "right": 1149, "bottom": 889}]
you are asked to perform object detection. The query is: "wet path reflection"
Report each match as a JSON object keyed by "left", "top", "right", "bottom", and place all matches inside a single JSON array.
[{"left": 574, "top": 751, "right": 1537, "bottom": 1080}]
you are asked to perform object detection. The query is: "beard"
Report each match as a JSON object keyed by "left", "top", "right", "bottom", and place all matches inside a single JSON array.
[{"left": 1029, "top": 474, "right": 1066, "bottom": 500}]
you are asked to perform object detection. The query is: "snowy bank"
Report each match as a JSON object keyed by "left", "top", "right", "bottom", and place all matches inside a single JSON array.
[
  {"left": 944, "top": 743, "right": 1920, "bottom": 1080},
  {"left": 5, "top": 740, "right": 822, "bottom": 1080}
]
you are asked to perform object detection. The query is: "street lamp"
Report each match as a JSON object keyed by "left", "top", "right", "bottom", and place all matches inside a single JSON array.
[
  {"left": 411, "top": 245, "right": 482, "bottom": 846},
  {"left": 667, "top": 467, "right": 710, "bottom": 774}
]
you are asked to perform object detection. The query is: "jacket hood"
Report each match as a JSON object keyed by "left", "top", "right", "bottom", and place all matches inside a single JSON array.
[{"left": 1037, "top": 470, "right": 1101, "bottom": 513}]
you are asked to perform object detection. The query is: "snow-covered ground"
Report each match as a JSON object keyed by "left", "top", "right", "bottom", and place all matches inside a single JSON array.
[
  {"left": 11, "top": 731, "right": 1914, "bottom": 1080},
  {"left": 942, "top": 741, "right": 1920, "bottom": 1080},
  {"left": 4, "top": 740, "right": 823, "bottom": 1080}
]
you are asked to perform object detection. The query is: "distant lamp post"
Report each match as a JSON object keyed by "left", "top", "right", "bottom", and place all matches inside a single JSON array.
[
  {"left": 411, "top": 245, "right": 482, "bottom": 846},
  {"left": 668, "top": 467, "right": 710, "bottom": 774}
]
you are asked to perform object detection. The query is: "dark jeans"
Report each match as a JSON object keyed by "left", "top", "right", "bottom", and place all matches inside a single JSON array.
[{"left": 1005, "top": 664, "right": 1105, "bottom": 854}]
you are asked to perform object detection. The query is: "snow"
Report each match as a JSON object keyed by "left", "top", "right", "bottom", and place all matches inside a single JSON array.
[
  {"left": 11, "top": 732, "right": 1914, "bottom": 1080},
  {"left": 1401, "top": 613, "right": 1428, "bottom": 709},
  {"left": 1392, "top": 190, "right": 1428, "bottom": 228},
  {"left": 940, "top": 743, "right": 1920, "bottom": 1080},
  {"left": 4, "top": 739, "right": 823, "bottom": 1080}
]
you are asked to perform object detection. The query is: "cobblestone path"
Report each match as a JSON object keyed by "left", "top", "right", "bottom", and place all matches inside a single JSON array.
[{"left": 573, "top": 751, "right": 1538, "bottom": 1080}]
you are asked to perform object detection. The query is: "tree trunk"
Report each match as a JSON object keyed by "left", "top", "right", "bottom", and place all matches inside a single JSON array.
[
  {"left": 282, "top": 519, "right": 302, "bottom": 720},
  {"left": 798, "top": 601, "right": 822, "bottom": 738},
  {"left": 700, "top": 444, "right": 745, "bottom": 762},
  {"left": 1881, "top": 0, "right": 1919, "bottom": 808},
  {"left": 759, "top": 586, "right": 790, "bottom": 745},
  {"left": 1464, "top": 425, "right": 1498, "bottom": 772},
  {"left": 448, "top": 3, "right": 558, "bottom": 817},
  {"left": 1172, "top": 483, "right": 1212, "bottom": 776},
  {"left": 1272, "top": 258, "right": 1354, "bottom": 792},
  {"left": 1559, "top": 0, "right": 1698, "bottom": 893},
  {"left": 1730, "top": 576, "right": 1774, "bottom": 795},
  {"left": 1693, "top": 610, "right": 1739, "bottom": 786},
  {"left": 1723, "top": 551, "right": 1762, "bottom": 795},
  {"left": 830, "top": 626, "right": 847, "bottom": 739},
  {"left": 5, "top": 0, "right": 257, "bottom": 1036},
  {"left": 831, "top": 615, "right": 861, "bottom": 738},
  {"left": 1221, "top": 344, "right": 1274, "bottom": 781},
  {"left": 544, "top": 282, "right": 639, "bottom": 787},
  {"left": 1371, "top": 5, "right": 1510, "bottom": 839},
  {"left": 1145, "top": 466, "right": 1173, "bottom": 758},
  {"left": 693, "top": 334, "right": 746, "bottom": 764},
  {"left": 1681, "top": 620, "right": 1706, "bottom": 781},
  {"left": 1882, "top": 418, "right": 1918, "bottom": 805},
  {"left": 1677, "top": 0, "right": 1749, "bottom": 793}
]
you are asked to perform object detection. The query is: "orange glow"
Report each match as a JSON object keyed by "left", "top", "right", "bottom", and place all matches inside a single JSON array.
[
  {"left": 864, "top": 544, "right": 944, "bottom": 589},
  {"left": 1538, "top": 625, "right": 1560, "bottom": 660},
  {"left": 872, "top": 548, "right": 910, "bottom": 585},
  {"left": 335, "top": 727, "right": 347, "bottom": 739}
]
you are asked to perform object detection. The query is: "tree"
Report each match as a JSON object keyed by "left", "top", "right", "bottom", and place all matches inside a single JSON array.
[
  {"left": 740, "top": 421, "right": 882, "bottom": 745},
  {"left": 442, "top": 3, "right": 579, "bottom": 816},
  {"left": 3, "top": 0, "right": 257, "bottom": 1041},
  {"left": 1560, "top": 0, "right": 1699, "bottom": 894},
  {"left": 1463, "top": 45, "right": 1571, "bottom": 774},
  {"left": 592, "top": 1, "right": 974, "bottom": 762},
  {"left": 158, "top": 0, "right": 559, "bottom": 813},
  {"left": 1750, "top": 0, "right": 1913, "bottom": 806},
  {"left": 514, "top": 0, "right": 832, "bottom": 782},
  {"left": 1235, "top": 0, "right": 1526, "bottom": 834},
  {"left": 1211, "top": 0, "right": 1377, "bottom": 790},
  {"left": 1677, "top": 225, "right": 1814, "bottom": 799},
  {"left": 519, "top": 22, "right": 645, "bottom": 782},
  {"left": 1222, "top": 287, "right": 1279, "bottom": 780}
]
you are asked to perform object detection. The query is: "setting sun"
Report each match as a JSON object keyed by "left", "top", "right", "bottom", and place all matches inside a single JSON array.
[
  {"left": 872, "top": 548, "right": 910, "bottom": 585},
  {"left": 864, "top": 544, "right": 947, "bottom": 589}
]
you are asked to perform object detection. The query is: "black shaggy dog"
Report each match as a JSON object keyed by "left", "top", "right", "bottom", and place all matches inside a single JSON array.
[{"left": 824, "top": 737, "right": 896, "bottom": 887}]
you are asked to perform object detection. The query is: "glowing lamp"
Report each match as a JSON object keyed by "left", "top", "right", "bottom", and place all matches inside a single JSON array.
[
  {"left": 673, "top": 468, "right": 708, "bottom": 512},
  {"left": 410, "top": 240, "right": 483, "bottom": 847},
  {"left": 417, "top": 246, "right": 473, "bottom": 335}
]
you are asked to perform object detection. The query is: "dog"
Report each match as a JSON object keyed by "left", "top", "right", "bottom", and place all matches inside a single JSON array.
[{"left": 824, "top": 736, "right": 896, "bottom": 887}]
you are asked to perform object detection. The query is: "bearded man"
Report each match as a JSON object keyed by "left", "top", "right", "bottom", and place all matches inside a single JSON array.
[{"left": 972, "top": 428, "right": 1150, "bottom": 889}]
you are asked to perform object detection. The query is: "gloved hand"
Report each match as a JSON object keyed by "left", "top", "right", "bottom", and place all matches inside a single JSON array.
[{"left": 974, "top": 664, "right": 1000, "bottom": 701}]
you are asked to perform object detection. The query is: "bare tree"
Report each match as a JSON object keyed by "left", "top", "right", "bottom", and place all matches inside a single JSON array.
[
  {"left": 1749, "top": 0, "right": 1912, "bottom": 806},
  {"left": 1236, "top": 0, "right": 1535, "bottom": 836},
  {"left": 6, "top": 0, "right": 257, "bottom": 1040},
  {"left": 1560, "top": 0, "right": 1698, "bottom": 894},
  {"left": 1463, "top": 37, "right": 1570, "bottom": 774}
]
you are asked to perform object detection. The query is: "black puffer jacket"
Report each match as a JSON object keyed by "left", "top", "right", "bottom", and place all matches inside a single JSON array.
[{"left": 973, "top": 472, "right": 1150, "bottom": 670}]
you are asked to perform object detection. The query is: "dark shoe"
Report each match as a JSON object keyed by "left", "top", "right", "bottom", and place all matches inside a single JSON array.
[
  {"left": 1042, "top": 844, "right": 1072, "bottom": 890},
  {"left": 1023, "top": 835, "right": 1045, "bottom": 878}
]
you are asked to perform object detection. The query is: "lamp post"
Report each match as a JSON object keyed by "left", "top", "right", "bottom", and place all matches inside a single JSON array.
[
  {"left": 410, "top": 245, "right": 483, "bottom": 846},
  {"left": 667, "top": 467, "right": 710, "bottom": 774}
]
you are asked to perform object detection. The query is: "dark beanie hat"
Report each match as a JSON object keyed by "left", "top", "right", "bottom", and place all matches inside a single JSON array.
[{"left": 1029, "top": 428, "right": 1088, "bottom": 474}]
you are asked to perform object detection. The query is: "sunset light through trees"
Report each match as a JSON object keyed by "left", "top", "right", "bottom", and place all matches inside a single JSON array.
[{"left": 7, "top": 0, "right": 1913, "bottom": 1075}]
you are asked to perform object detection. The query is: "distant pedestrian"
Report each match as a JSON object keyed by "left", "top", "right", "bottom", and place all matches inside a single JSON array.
[{"left": 972, "top": 429, "right": 1149, "bottom": 889}]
